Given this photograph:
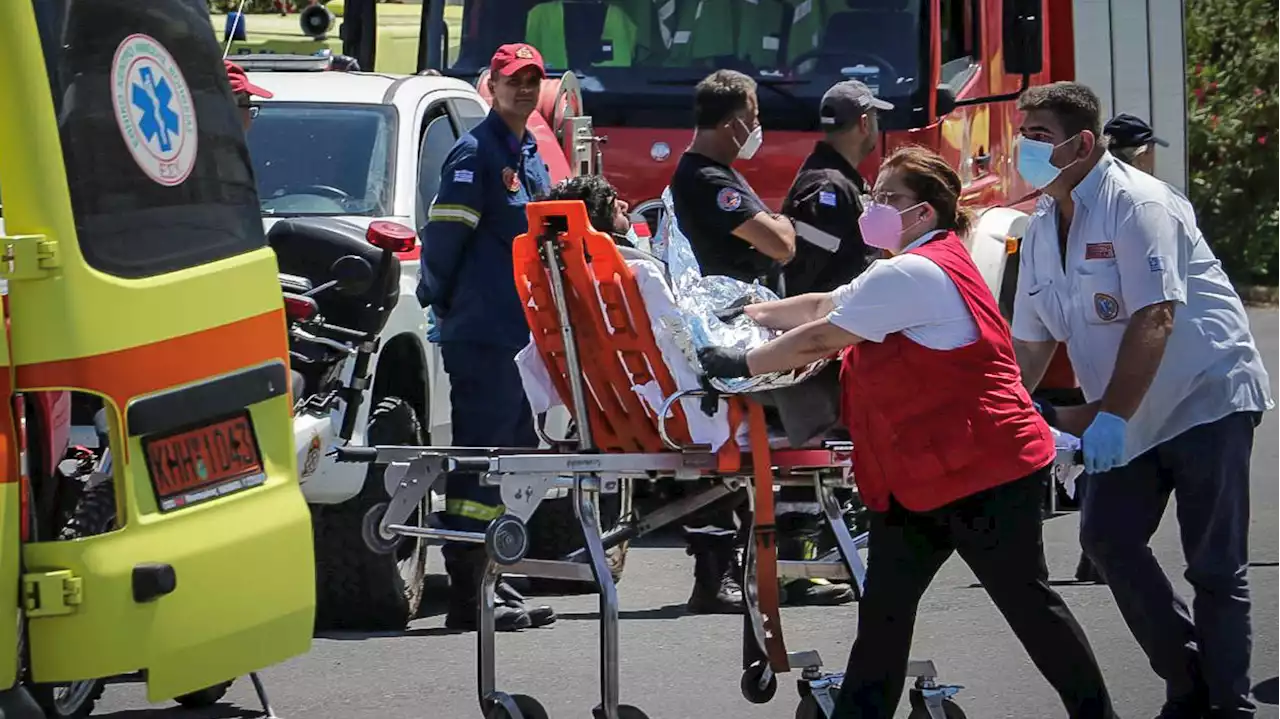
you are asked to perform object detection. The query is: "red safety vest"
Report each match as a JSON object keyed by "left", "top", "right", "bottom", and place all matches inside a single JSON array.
[{"left": 838, "top": 232, "right": 1055, "bottom": 512}]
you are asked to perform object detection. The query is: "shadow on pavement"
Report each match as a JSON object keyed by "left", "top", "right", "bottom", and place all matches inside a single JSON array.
[
  {"left": 317, "top": 626, "right": 469, "bottom": 641},
  {"left": 94, "top": 704, "right": 257, "bottom": 719},
  {"left": 555, "top": 603, "right": 688, "bottom": 622},
  {"left": 1253, "top": 676, "right": 1277, "bottom": 705}
]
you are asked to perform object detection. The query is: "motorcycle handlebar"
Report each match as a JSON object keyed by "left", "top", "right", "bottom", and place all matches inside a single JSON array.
[{"left": 333, "top": 446, "right": 378, "bottom": 463}]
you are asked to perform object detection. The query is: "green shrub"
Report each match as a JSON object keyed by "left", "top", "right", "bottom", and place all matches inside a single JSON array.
[{"left": 1186, "top": 0, "right": 1279, "bottom": 285}]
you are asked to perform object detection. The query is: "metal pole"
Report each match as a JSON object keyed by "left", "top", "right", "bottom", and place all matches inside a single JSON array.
[{"left": 541, "top": 228, "right": 594, "bottom": 451}]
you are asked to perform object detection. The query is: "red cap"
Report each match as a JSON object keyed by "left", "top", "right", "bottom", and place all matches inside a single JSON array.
[
  {"left": 224, "top": 60, "right": 274, "bottom": 99},
  {"left": 489, "top": 43, "right": 545, "bottom": 78}
]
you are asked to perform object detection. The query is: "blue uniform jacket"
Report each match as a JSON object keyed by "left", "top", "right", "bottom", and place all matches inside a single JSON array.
[{"left": 417, "top": 111, "right": 552, "bottom": 349}]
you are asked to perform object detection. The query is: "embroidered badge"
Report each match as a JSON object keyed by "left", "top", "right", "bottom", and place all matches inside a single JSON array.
[
  {"left": 502, "top": 167, "right": 520, "bottom": 193},
  {"left": 716, "top": 187, "right": 742, "bottom": 211},
  {"left": 515, "top": 45, "right": 534, "bottom": 59},
  {"left": 1148, "top": 255, "right": 1166, "bottom": 272},
  {"left": 1094, "top": 292, "right": 1120, "bottom": 321},
  {"left": 1084, "top": 242, "right": 1115, "bottom": 260},
  {"left": 819, "top": 190, "right": 838, "bottom": 207},
  {"left": 453, "top": 169, "right": 474, "bottom": 184}
]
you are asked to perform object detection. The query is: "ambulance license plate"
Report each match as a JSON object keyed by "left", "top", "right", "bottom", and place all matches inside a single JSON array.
[{"left": 143, "top": 412, "right": 267, "bottom": 512}]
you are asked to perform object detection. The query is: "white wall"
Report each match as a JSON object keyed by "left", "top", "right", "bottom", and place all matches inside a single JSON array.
[{"left": 1071, "top": 0, "right": 1189, "bottom": 192}]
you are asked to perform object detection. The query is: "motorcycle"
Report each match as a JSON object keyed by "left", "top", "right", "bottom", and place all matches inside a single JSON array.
[{"left": 268, "top": 218, "right": 431, "bottom": 631}]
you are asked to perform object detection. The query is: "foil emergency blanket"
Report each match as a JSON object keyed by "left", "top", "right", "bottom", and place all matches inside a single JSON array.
[{"left": 652, "top": 188, "right": 828, "bottom": 394}]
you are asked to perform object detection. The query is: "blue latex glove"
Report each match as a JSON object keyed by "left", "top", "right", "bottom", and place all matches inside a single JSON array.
[{"left": 1081, "top": 411, "right": 1128, "bottom": 474}]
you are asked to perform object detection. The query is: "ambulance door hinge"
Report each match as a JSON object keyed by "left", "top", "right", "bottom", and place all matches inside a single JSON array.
[
  {"left": 0, "top": 235, "right": 62, "bottom": 280},
  {"left": 22, "top": 570, "right": 83, "bottom": 618}
]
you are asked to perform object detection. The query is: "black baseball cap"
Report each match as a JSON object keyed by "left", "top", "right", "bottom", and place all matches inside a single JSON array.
[
  {"left": 819, "top": 80, "right": 894, "bottom": 128},
  {"left": 1103, "top": 113, "right": 1169, "bottom": 149}
]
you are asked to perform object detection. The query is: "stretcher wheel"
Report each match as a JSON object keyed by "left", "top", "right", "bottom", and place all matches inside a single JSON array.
[
  {"left": 485, "top": 694, "right": 548, "bottom": 719},
  {"left": 906, "top": 692, "right": 966, "bottom": 719},
  {"left": 740, "top": 661, "right": 778, "bottom": 704},
  {"left": 591, "top": 704, "right": 649, "bottom": 719},
  {"left": 485, "top": 514, "right": 530, "bottom": 566},
  {"left": 361, "top": 501, "right": 402, "bottom": 555}
]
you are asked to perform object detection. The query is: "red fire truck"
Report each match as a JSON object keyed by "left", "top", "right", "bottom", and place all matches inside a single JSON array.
[{"left": 336, "top": 0, "right": 1187, "bottom": 401}]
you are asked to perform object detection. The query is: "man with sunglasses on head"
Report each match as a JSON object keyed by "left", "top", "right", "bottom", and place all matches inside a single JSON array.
[{"left": 1011, "top": 81, "right": 1272, "bottom": 719}]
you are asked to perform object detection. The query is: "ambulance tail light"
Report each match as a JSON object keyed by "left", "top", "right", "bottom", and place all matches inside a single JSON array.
[
  {"left": 366, "top": 221, "right": 417, "bottom": 253},
  {"left": 283, "top": 294, "right": 319, "bottom": 322}
]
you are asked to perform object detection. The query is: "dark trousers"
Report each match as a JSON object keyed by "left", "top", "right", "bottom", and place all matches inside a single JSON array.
[
  {"left": 440, "top": 341, "right": 537, "bottom": 533},
  {"left": 1079, "top": 411, "right": 1260, "bottom": 717},
  {"left": 833, "top": 469, "right": 1116, "bottom": 719}
]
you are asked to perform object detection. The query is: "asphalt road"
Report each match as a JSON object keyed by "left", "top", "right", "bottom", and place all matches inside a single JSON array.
[{"left": 95, "top": 308, "right": 1279, "bottom": 719}]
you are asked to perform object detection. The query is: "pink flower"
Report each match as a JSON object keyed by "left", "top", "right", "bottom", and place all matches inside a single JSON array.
[{"left": 1255, "top": 87, "right": 1265, "bottom": 97}]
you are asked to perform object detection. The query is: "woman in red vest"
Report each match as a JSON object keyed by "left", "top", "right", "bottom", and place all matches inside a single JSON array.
[{"left": 699, "top": 146, "right": 1116, "bottom": 719}]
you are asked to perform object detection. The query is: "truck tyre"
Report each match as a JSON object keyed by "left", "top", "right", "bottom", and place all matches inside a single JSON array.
[
  {"left": 312, "top": 397, "right": 428, "bottom": 631},
  {"left": 523, "top": 491, "right": 628, "bottom": 595},
  {"left": 28, "top": 479, "right": 114, "bottom": 718}
]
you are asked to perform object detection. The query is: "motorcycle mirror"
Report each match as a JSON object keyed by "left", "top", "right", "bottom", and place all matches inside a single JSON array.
[{"left": 330, "top": 255, "right": 375, "bottom": 296}]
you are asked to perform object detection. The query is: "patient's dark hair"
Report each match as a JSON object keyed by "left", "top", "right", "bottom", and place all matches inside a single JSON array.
[{"left": 548, "top": 175, "right": 618, "bottom": 233}]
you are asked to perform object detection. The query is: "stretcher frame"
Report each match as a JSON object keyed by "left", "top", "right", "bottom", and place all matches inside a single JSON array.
[{"left": 336, "top": 201, "right": 965, "bottom": 719}]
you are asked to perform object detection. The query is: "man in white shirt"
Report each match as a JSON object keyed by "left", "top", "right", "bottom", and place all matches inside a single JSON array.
[{"left": 1009, "top": 81, "right": 1273, "bottom": 719}]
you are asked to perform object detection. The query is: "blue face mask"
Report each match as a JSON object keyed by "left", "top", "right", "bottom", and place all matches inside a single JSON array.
[{"left": 1016, "top": 134, "right": 1081, "bottom": 190}]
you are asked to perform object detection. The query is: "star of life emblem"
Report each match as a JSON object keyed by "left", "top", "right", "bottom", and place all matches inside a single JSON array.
[{"left": 111, "top": 34, "right": 198, "bottom": 187}]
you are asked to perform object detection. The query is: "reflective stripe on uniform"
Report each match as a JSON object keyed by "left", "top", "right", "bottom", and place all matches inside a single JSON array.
[
  {"left": 444, "top": 498, "right": 504, "bottom": 522},
  {"left": 428, "top": 203, "right": 481, "bottom": 228}
]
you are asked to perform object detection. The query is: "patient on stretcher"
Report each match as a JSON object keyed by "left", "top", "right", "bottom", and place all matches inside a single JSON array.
[{"left": 514, "top": 184, "right": 837, "bottom": 452}]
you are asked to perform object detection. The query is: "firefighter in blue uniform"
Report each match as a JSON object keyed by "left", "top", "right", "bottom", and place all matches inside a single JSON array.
[{"left": 417, "top": 43, "right": 558, "bottom": 633}]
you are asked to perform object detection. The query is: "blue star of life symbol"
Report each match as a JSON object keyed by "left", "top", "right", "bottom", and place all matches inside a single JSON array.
[{"left": 131, "top": 66, "right": 181, "bottom": 153}]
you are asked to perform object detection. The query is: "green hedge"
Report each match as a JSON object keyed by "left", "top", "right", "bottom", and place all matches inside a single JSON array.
[{"left": 1186, "top": 0, "right": 1279, "bottom": 285}]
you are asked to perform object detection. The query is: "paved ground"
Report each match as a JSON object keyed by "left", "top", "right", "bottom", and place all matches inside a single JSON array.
[{"left": 95, "top": 309, "right": 1279, "bottom": 719}]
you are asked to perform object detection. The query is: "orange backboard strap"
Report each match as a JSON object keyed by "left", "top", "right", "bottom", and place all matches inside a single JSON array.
[{"left": 747, "top": 400, "right": 789, "bottom": 673}]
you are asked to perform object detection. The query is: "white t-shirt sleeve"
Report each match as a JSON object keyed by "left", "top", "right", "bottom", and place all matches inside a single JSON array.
[{"left": 826, "top": 254, "right": 979, "bottom": 350}]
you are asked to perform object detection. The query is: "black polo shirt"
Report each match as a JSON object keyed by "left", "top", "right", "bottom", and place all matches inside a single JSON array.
[
  {"left": 777, "top": 141, "right": 876, "bottom": 296},
  {"left": 669, "top": 151, "right": 773, "bottom": 283}
]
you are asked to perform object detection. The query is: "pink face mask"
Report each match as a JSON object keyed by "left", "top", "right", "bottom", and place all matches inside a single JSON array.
[{"left": 858, "top": 202, "right": 928, "bottom": 252}]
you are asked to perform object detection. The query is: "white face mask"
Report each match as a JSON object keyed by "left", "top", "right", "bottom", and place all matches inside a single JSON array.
[{"left": 734, "top": 117, "right": 763, "bottom": 160}]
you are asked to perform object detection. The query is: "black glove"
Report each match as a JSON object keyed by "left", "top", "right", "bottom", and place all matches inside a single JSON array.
[
  {"left": 698, "top": 346, "right": 750, "bottom": 379},
  {"left": 713, "top": 295, "right": 757, "bottom": 323},
  {"left": 1033, "top": 400, "right": 1060, "bottom": 429}
]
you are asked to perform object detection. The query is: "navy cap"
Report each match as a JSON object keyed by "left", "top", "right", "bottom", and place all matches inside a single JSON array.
[
  {"left": 1104, "top": 113, "right": 1169, "bottom": 149},
  {"left": 819, "top": 80, "right": 894, "bottom": 128}
]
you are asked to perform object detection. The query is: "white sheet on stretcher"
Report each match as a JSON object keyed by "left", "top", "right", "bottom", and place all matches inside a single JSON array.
[{"left": 515, "top": 257, "right": 748, "bottom": 452}]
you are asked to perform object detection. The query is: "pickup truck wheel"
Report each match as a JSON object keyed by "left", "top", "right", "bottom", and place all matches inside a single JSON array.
[
  {"left": 522, "top": 491, "right": 628, "bottom": 595},
  {"left": 312, "top": 397, "right": 427, "bottom": 631}
]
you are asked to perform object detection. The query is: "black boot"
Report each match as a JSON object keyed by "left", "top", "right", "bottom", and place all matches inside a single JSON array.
[
  {"left": 1074, "top": 553, "right": 1107, "bottom": 584},
  {"left": 442, "top": 545, "right": 532, "bottom": 632},
  {"left": 685, "top": 534, "right": 745, "bottom": 615},
  {"left": 777, "top": 519, "right": 854, "bottom": 606},
  {"left": 496, "top": 580, "right": 558, "bottom": 627}
]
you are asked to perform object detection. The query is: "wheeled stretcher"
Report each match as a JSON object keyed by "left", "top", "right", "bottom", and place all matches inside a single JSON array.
[{"left": 337, "top": 201, "right": 1074, "bottom": 719}]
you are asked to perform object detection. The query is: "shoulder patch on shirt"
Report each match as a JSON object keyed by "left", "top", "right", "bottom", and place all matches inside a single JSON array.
[
  {"left": 1085, "top": 242, "right": 1115, "bottom": 260},
  {"left": 1148, "top": 255, "right": 1166, "bottom": 272},
  {"left": 1094, "top": 293, "right": 1120, "bottom": 321},
  {"left": 453, "top": 169, "right": 474, "bottom": 184},
  {"left": 716, "top": 187, "right": 742, "bottom": 211},
  {"left": 502, "top": 167, "right": 520, "bottom": 193},
  {"left": 818, "top": 190, "right": 838, "bottom": 207}
]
